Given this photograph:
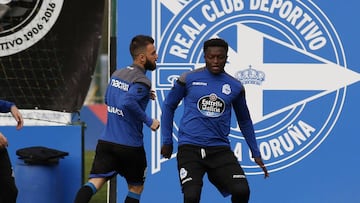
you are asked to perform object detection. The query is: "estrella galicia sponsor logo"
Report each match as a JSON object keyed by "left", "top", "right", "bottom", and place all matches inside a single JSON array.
[
  {"left": 0, "top": 0, "right": 63, "bottom": 57},
  {"left": 152, "top": 0, "right": 360, "bottom": 174},
  {"left": 197, "top": 93, "right": 225, "bottom": 117}
]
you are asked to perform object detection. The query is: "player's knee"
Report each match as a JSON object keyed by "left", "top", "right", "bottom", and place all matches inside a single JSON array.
[
  {"left": 183, "top": 185, "right": 201, "bottom": 203},
  {"left": 230, "top": 182, "right": 250, "bottom": 203},
  {"left": 128, "top": 184, "right": 144, "bottom": 194}
]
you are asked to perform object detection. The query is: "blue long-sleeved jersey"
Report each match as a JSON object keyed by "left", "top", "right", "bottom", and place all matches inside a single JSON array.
[
  {"left": 0, "top": 100, "right": 14, "bottom": 113},
  {"left": 161, "top": 67, "right": 261, "bottom": 158},
  {"left": 99, "top": 65, "right": 153, "bottom": 147}
]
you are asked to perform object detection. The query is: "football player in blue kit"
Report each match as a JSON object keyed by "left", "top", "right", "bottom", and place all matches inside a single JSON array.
[
  {"left": 74, "top": 35, "right": 160, "bottom": 203},
  {"left": 161, "top": 38, "right": 269, "bottom": 203}
]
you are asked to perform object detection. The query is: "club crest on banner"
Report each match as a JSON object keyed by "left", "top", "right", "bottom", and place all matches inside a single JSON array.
[
  {"left": 151, "top": 0, "right": 360, "bottom": 175},
  {"left": 0, "top": 0, "right": 63, "bottom": 57}
]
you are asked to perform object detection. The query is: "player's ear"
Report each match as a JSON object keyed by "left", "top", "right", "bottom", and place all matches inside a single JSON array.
[{"left": 139, "top": 53, "right": 146, "bottom": 63}]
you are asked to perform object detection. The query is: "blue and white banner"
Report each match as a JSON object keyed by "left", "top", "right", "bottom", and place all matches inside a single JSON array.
[{"left": 117, "top": 1, "right": 360, "bottom": 202}]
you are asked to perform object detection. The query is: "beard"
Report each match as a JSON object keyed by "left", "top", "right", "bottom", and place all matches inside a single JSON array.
[{"left": 144, "top": 58, "right": 156, "bottom": 71}]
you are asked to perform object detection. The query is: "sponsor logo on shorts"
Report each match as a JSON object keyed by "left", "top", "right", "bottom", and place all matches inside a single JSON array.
[{"left": 179, "top": 167, "right": 188, "bottom": 180}]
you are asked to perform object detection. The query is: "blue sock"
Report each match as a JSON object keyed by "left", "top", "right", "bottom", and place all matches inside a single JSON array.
[
  {"left": 127, "top": 191, "right": 140, "bottom": 200},
  {"left": 74, "top": 182, "right": 97, "bottom": 203},
  {"left": 84, "top": 182, "right": 97, "bottom": 194}
]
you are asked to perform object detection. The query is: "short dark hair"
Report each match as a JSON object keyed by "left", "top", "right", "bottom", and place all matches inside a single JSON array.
[
  {"left": 203, "top": 38, "right": 228, "bottom": 53},
  {"left": 129, "top": 35, "right": 154, "bottom": 59}
]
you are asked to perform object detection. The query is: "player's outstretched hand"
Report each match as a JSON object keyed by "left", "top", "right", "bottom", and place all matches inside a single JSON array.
[
  {"left": 254, "top": 157, "right": 269, "bottom": 178},
  {"left": 10, "top": 105, "right": 23, "bottom": 130},
  {"left": 150, "top": 90, "right": 156, "bottom": 100},
  {"left": 150, "top": 119, "right": 160, "bottom": 131},
  {"left": 161, "top": 144, "right": 173, "bottom": 159}
]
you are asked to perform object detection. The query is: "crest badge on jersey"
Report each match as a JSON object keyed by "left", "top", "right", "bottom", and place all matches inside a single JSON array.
[
  {"left": 222, "top": 84, "right": 231, "bottom": 95},
  {"left": 151, "top": 0, "right": 360, "bottom": 175}
]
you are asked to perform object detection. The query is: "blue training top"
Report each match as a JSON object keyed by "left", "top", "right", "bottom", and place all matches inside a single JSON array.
[
  {"left": 161, "top": 67, "right": 261, "bottom": 158},
  {"left": 0, "top": 100, "right": 14, "bottom": 113},
  {"left": 99, "top": 65, "right": 153, "bottom": 147}
]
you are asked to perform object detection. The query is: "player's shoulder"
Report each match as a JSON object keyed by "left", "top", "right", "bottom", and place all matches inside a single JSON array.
[
  {"left": 112, "top": 66, "right": 151, "bottom": 87},
  {"left": 178, "top": 67, "right": 206, "bottom": 83},
  {"left": 221, "top": 72, "right": 245, "bottom": 94},
  {"left": 130, "top": 66, "right": 151, "bottom": 87},
  {"left": 223, "top": 71, "right": 242, "bottom": 84}
]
